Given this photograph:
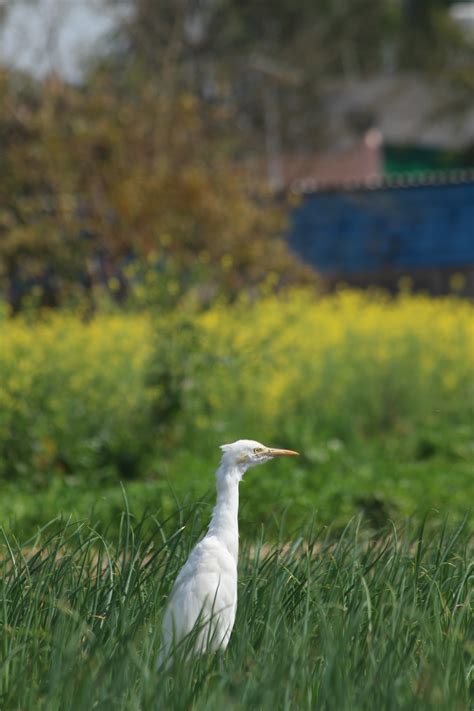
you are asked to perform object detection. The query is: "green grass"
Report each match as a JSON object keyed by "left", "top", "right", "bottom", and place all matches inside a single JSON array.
[
  {"left": 1, "top": 508, "right": 472, "bottom": 710},
  {"left": 1, "top": 423, "right": 472, "bottom": 539}
]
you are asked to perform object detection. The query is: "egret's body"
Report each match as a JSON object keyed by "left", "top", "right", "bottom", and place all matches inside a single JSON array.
[{"left": 160, "top": 439, "right": 298, "bottom": 661}]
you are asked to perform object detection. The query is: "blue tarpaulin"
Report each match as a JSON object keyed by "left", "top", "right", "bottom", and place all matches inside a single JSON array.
[{"left": 288, "top": 181, "right": 474, "bottom": 275}]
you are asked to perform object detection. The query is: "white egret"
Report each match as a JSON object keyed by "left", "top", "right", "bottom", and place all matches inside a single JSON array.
[{"left": 160, "top": 439, "right": 299, "bottom": 662}]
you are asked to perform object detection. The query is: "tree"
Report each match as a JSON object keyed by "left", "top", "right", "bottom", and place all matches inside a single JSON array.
[
  {"left": 100, "top": 0, "right": 473, "bottom": 157},
  {"left": 0, "top": 68, "right": 312, "bottom": 311}
]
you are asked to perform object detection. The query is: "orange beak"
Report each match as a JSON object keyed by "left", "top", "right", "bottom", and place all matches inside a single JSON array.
[{"left": 267, "top": 447, "right": 299, "bottom": 457}]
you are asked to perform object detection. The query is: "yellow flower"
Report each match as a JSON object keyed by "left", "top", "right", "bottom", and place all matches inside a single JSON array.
[
  {"left": 220, "top": 254, "right": 233, "bottom": 270},
  {"left": 108, "top": 277, "right": 120, "bottom": 292},
  {"left": 1, "top": 289, "right": 472, "bottom": 465}
]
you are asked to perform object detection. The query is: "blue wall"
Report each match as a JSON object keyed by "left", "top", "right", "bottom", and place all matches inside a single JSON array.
[{"left": 288, "top": 182, "right": 474, "bottom": 274}]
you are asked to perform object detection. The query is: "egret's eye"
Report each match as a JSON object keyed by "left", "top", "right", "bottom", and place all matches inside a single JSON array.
[{"left": 253, "top": 447, "right": 264, "bottom": 454}]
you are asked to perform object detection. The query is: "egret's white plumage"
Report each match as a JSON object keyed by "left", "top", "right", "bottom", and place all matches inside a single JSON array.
[{"left": 160, "top": 439, "right": 298, "bottom": 662}]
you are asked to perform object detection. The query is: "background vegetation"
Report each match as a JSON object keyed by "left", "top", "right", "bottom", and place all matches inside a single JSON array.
[
  {"left": 1, "top": 0, "right": 473, "bottom": 311},
  {"left": 2, "top": 289, "right": 472, "bottom": 537}
]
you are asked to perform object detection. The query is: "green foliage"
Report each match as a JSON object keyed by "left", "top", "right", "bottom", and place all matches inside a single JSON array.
[
  {"left": 146, "top": 312, "right": 219, "bottom": 442},
  {"left": 0, "top": 291, "right": 473, "bottom": 533},
  {"left": 0, "top": 513, "right": 471, "bottom": 709}
]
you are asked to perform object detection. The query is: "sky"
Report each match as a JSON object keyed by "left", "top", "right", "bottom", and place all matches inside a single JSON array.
[{"left": 0, "top": 0, "right": 121, "bottom": 81}]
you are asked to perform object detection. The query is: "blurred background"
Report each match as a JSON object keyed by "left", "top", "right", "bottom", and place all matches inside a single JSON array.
[{"left": 0, "top": 0, "right": 473, "bottom": 535}]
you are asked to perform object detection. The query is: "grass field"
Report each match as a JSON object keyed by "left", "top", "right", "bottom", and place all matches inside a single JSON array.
[
  {"left": 1, "top": 290, "right": 473, "bottom": 709},
  {"left": 0, "top": 510, "right": 471, "bottom": 710}
]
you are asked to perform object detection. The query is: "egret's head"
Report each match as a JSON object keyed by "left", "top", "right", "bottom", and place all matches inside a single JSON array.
[{"left": 219, "top": 439, "right": 299, "bottom": 474}]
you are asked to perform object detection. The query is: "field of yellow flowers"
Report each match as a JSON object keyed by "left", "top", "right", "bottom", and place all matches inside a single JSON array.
[{"left": 1, "top": 290, "right": 473, "bottom": 533}]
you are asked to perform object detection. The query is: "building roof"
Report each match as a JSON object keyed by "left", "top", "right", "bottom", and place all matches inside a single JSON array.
[
  {"left": 281, "top": 136, "right": 382, "bottom": 188},
  {"left": 320, "top": 74, "right": 474, "bottom": 150},
  {"left": 291, "top": 168, "right": 474, "bottom": 195}
]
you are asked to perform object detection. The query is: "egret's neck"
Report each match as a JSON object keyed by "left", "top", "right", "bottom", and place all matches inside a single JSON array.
[{"left": 207, "top": 463, "right": 243, "bottom": 563}]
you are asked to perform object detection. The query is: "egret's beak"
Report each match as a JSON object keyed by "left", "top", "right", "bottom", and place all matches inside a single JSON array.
[{"left": 267, "top": 447, "right": 299, "bottom": 457}]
